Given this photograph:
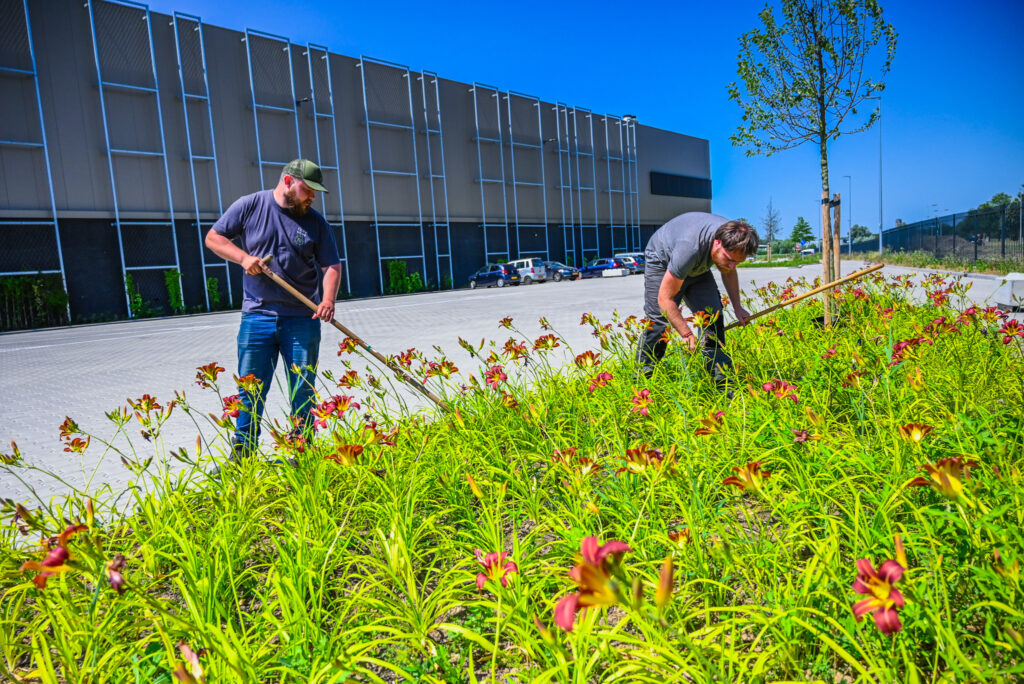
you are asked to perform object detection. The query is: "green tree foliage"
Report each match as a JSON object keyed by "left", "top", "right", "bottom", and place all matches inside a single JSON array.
[
  {"left": 791, "top": 216, "right": 814, "bottom": 244},
  {"left": 728, "top": 0, "right": 897, "bottom": 282},
  {"left": 977, "top": 192, "right": 1015, "bottom": 210},
  {"left": 851, "top": 223, "right": 872, "bottom": 240}
]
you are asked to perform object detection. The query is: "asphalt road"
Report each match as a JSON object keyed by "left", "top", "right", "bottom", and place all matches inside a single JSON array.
[{"left": 1, "top": 260, "right": 1016, "bottom": 504}]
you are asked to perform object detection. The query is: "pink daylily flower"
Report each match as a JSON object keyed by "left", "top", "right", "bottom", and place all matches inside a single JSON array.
[
  {"left": 851, "top": 557, "right": 906, "bottom": 634},
  {"left": 474, "top": 549, "right": 518, "bottom": 590}
]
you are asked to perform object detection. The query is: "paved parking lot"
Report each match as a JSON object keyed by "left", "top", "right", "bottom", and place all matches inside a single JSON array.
[{"left": 1, "top": 261, "right": 1016, "bottom": 503}]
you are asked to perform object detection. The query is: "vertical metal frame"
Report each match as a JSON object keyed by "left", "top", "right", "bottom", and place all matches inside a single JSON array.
[
  {"left": 357, "top": 56, "right": 426, "bottom": 295},
  {"left": 0, "top": 0, "right": 69, "bottom": 321},
  {"left": 624, "top": 116, "right": 641, "bottom": 248},
  {"left": 471, "top": 82, "right": 509, "bottom": 262},
  {"left": 553, "top": 103, "right": 576, "bottom": 266},
  {"left": 243, "top": 28, "right": 302, "bottom": 187},
  {"left": 419, "top": 70, "right": 452, "bottom": 288},
  {"left": 572, "top": 107, "right": 599, "bottom": 263},
  {"left": 305, "top": 43, "right": 351, "bottom": 293},
  {"left": 86, "top": 0, "right": 182, "bottom": 317},
  {"left": 504, "top": 91, "right": 548, "bottom": 260},
  {"left": 601, "top": 114, "right": 629, "bottom": 254},
  {"left": 172, "top": 11, "right": 232, "bottom": 310}
]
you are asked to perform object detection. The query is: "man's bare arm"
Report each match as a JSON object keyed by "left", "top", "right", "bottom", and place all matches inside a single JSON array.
[
  {"left": 314, "top": 263, "right": 342, "bottom": 321},
  {"left": 657, "top": 271, "right": 698, "bottom": 350}
]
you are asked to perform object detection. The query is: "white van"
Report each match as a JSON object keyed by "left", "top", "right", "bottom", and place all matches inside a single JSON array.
[{"left": 508, "top": 257, "right": 548, "bottom": 284}]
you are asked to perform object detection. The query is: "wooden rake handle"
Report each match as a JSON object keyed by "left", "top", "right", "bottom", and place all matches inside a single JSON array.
[
  {"left": 258, "top": 255, "right": 449, "bottom": 411},
  {"left": 724, "top": 263, "right": 884, "bottom": 331}
]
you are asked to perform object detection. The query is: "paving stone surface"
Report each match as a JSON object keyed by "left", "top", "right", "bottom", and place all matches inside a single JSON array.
[{"left": 1, "top": 261, "right": 1017, "bottom": 504}]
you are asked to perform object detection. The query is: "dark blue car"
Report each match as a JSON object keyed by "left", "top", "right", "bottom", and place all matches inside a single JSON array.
[
  {"left": 468, "top": 263, "right": 521, "bottom": 289},
  {"left": 578, "top": 257, "right": 628, "bottom": 279},
  {"left": 543, "top": 261, "right": 578, "bottom": 282}
]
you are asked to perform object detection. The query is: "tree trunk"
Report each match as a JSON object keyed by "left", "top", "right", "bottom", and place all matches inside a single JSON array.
[{"left": 832, "top": 193, "right": 842, "bottom": 280}]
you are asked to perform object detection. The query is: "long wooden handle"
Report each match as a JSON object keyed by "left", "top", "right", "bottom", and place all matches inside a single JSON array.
[
  {"left": 258, "top": 256, "right": 449, "bottom": 411},
  {"left": 725, "top": 263, "right": 884, "bottom": 330}
]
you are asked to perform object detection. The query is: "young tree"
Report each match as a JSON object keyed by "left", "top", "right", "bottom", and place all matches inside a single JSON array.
[
  {"left": 762, "top": 199, "right": 782, "bottom": 261},
  {"left": 791, "top": 216, "right": 814, "bottom": 244},
  {"left": 850, "top": 223, "right": 872, "bottom": 241},
  {"left": 728, "top": 0, "right": 897, "bottom": 319}
]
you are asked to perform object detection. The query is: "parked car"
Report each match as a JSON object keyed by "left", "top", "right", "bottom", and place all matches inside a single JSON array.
[
  {"left": 617, "top": 255, "right": 645, "bottom": 274},
  {"left": 800, "top": 248, "right": 816, "bottom": 255},
  {"left": 543, "top": 260, "right": 578, "bottom": 282},
  {"left": 578, "top": 257, "right": 629, "bottom": 279},
  {"left": 468, "top": 263, "right": 521, "bottom": 289},
  {"left": 508, "top": 257, "right": 547, "bottom": 284}
]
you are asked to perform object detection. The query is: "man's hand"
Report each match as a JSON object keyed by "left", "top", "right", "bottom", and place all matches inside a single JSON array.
[
  {"left": 241, "top": 254, "right": 267, "bottom": 276},
  {"left": 733, "top": 303, "right": 752, "bottom": 326},
  {"left": 680, "top": 332, "right": 700, "bottom": 351},
  {"left": 312, "top": 300, "right": 335, "bottom": 322}
]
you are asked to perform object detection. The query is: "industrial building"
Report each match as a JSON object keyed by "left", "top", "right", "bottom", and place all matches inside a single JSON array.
[{"left": 1, "top": 0, "right": 712, "bottom": 322}]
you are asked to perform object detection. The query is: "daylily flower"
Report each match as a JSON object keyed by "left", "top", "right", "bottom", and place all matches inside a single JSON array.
[
  {"left": 554, "top": 536, "right": 632, "bottom": 632},
  {"left": 194, "top": 362, "right": 225, "bottom": 388},
  {"left": 128, "top": 394, "right": 162, "bottom": 414},
  {"left": 843, "top": 370, "right": 868, "bottom": 388},
  {"left": 687, "top": 309, "right": 719, "bottom": 328},
  {"left": 172, "top": 642, "right": 206, "bottom": 684},
  {"left": 311, "top": 395, "right": 361, "bottom": 430},
  {"left": 851, "top": 556, "right": 906, "bottom": 635},
  {"left": 337, "top": 336, "right": 360, "bottom": 354},
  {"left": 668, "top": 528, "right": 691, "bottom": 549},
  {"left": 723, "top": 461, "right": 770, "bottom": 492},
  {"left": 999, "top": 319, "right": 1024, "bottom": 344},
  {"left": 539, "top": 316, "right": 551, "bottom": 330},
  {"left": 63, "top": 436, "right": 90, "bottom": 454},
  {"left": 423, "top": 358, "right": 458, "bottom": 379},
  {"left": 106, "top": 553, "right": 127, "bottom": 594},
  {"left": 336, "top": 370, "right": 361, "bottom": 388},
  {"left": 359, "top": 421, "right": 397, "bottom": 447},
  {"left": 908, "top": 456, "right": 978, "bottom": 500},
  {"left": 499, "top": 392, "right": 519, "bottom": 409},
  {"left": 979, "top": 306, "right": 1008, "bottom": 324},
  {"left": 324, "top": 444, "right": 363, "bottom": 466},
  {"left": 550, "top": 447, "right": 578, "bottom": 466},
  {"left": 221, "top": 394, "right": 244, "bottom": 419},
  {"left": 484, "top": 365, "right": 507, "bottom": 389},
  {"left": 59, "top": 416, "right": 81, "bottom": 439},
  {"left": 889, "top": 337, "right": 930, "bottom": 366},
  {"left": 580, "top": 312, "right": 597, "bottom": 326},
  {"left": 474, "top": 549, "right": 518, "bottom": 590},
  {"left": 762, "top": 379, "right": 799, "bottom": 403},
  {"left": 694, "top": 410, "right": 725, "bottom": 436},
  {"left": 618, "top": 444, "right": 672, "bottom": 474},
  {"left": 577, "top": 456, "right": 602, "bottom": 479},
  {"left": 822, "top": 346, "right": 838, "bottom": 359},
  {"left": 395, "top": 348, "right": 418, "bottom": 368},
  {"left": 533, "top": 333, "right": 561, "bottom": 351},
  {"left": 20, "top": 524, "right": 87, "bottom": 589},
  {"left": 588, "top": 372, "right": 613, "bottom": 393},
  {"left": 899, "top": 423, "right": 934, "bottom": 443},
  {"left": 233, "top": 374, "right": 261, "bottom": 394},
  {"left": 630, "top": 388, "right": 653, "bottom": 417},
  {"left": 927, "top": 289, "right": 950, "bottom": 306},
  {"left": 499, "top": 316, "right": 514, "bottom": 329},
  {"left": 503, "top": 338, "right": 528, "bottom": 362},
  {"left": 792, "top": 429, "right": 821, "bottom": 443},
  {"left": 574, "top": 350, "right": 600, "bottom": 369}
]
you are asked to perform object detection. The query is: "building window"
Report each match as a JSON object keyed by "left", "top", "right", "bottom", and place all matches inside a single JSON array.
[{"left": 650, "top": 172, "right": 712, "bottom": 200}]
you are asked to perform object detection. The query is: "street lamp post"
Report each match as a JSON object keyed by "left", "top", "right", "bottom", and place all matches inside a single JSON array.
[
  {"left": 843, "top": 174, "right": 852, "bottom": 254},
  {"left": 865, "top": 96, "right": 883, "bottom": 255}
]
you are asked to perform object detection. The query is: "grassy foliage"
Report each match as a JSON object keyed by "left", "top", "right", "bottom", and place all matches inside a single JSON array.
[
  {"left": 2, "top": 272, "right": 1023, "bottom": 682},
  {"left": 856, "top": 250, "right": 1024, "bottom": 276}
]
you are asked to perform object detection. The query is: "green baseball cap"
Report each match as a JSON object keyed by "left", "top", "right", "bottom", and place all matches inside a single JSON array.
[{"left": 282, "top": 159, "right": 329, "bottom": 193}]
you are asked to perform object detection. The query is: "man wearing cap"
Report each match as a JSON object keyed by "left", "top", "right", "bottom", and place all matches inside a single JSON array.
[{"left": 205, "top": 159, "right": 342, "bottom": 456}]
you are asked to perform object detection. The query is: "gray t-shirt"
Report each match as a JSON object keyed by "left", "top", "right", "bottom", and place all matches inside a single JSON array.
[
  {"left": 213, "top": 190, "right": 340, "bottom": 316},
  {"left": 644, "top": 212, "right": 727, "bottom": 279}
]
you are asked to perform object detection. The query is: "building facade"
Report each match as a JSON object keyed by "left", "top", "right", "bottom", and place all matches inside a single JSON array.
[{"left": 0, "top": 0, "right": 712, "bottom": 321}]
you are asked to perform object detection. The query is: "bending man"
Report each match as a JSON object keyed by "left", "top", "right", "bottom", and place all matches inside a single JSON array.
[
  {"left": 637, "top": 213, "right": 759, "bottom": 387},
  {"left": 205, "top": 159, "right": 342, "bottom": 454}
]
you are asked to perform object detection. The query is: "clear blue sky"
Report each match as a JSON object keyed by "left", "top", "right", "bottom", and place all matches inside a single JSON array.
[{"left": 149, "top": 0, "right": 1023, "bottom": 239}]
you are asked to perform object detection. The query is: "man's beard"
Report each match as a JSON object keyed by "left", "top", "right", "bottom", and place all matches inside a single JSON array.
[{"left": 284, "top": 188, "right": 313, "bottom": 217}]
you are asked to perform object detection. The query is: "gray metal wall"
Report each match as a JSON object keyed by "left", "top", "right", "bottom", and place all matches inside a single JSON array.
[{"left": 0, "top": 0, "right": 712, "bottom": 318}]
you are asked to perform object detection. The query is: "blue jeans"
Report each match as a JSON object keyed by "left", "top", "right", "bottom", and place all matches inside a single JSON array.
[{"left": 234, "top": 312, "right": 321, "bottom": 450}]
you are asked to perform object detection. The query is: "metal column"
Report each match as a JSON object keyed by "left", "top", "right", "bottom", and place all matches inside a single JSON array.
[
  {"left": 504, "top": 91, "right": 548, "bottom": 260},
  {"left": 305, "top": 43, "right": 350, "bottom": 294},
  {"left": 0, "top": 0, "right": 69, "bottom": 321},
  {"left": 172, "top": 11, "right": 232, "bottom": 310},
  {"left": 572, "top": 107, "right": 600, "bottom": 263},
  {"left": 471, "top": 83, "right": 510, "bottom": 263},
  {"left": 243, "top": 28, "right": 301, "bottom": 188},
  {"left": 86, "top": 0, "right": 182, "bottom": 318},
  {"left": 357, "top": 56, "right": 426, "bottom": 295},
  {"left": 624, "top": 116, "right": 641, "bottom": 249},
  {"left": 419, "top": 70, "right": 453, "bottom": 288},
  {"left": 553, "top": 103, "right": 576, "bottom": 266},
  {"left": 602, "top": 115, "right": 629, "bottom": 254}
]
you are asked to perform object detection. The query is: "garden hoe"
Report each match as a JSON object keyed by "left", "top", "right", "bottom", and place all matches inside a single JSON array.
[
  {"left": 257, "top": 255, "right": 449, "bottom": 412},
  {"left": 724, "top": 263, "right": 884, "bottom": 331}
]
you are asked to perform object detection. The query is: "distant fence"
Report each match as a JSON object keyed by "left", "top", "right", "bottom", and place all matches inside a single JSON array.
[{"left": 851, "top": 203, "right": 1023, "bottom": 262}]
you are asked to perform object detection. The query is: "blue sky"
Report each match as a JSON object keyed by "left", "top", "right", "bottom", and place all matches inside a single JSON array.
[{"left": 149, "top": 0, "right": 1023, "bottom": 239}]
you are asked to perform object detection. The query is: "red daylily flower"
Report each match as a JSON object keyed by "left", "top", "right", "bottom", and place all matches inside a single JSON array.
[
  {"left": 762, "top": 379, "right": 799, "bottom": 403},
  {"left": 668, "top": 528, "right": 691, "bottom": 548},
  {"left": 484, "top": 365, "right": 507, "bottom": 389},
  {"left": 499, "top": 392, "right": 518, "bottom": 409},
  {"left": 499, "top": 316, "right": 514, "bottom": 329},
  {"left": 550, "top": 447, "right": 578, "bottom": 466},
  {"left": 694, "top": 410, "right": 725, "bottom": 436},
  {"left": 723, "top": 461, "right": 770, "bottom": 492},
  {"left": 394, "top": 348, "right": 418, "bottom": 368},
  {"left": 233, "top": 374, "right": 261, "bottom": 395},
  {"left": 908, "top": 456, "right": 979, "bottom": 500},
  {"left": 359, "top": 421, "right": 397, "bottom": 447},
  {"left": 588, "top": 372, "right": 613, "bottom": 393},
  {"left": 889, "top": 337, "right": 931, "bottom": 366},
  {"left": 822, "top": 346, "right": 838, "bottom": 359},
  {"left": 630, "top": 388, "right": 653, "bottom": 417},
  {"left": 337, "top": 336, "right": 360, "bottom": 354},
  {"left": 618, "top": 444, "right": 672, "bottom": 474},
  {"left": 423, "top": 358, "right": 458, "bottom": 379},
  {"left": 503, "top": 338, "right": 528, "bottom": 362},
  {"left": 194, "top": 362, "right": 225, "bottom": 388},
  {"left": 577, "top": 456, "right": 602, "bottom": 478},
  {"left": 999, "top": 319, "right": 1024, "bottom": 344},
  {"left": 63, "top": 436, "right": 90, "bottom": 454},
  {"left": 898, "top": 423, "right": 934, "bottom": 443},
  {"left": 221, "top": 394, "right": 244, "bottom": 419},
  {"left": 851, "top": 556, "right": 906, "bottom": 635},
  {"left": 686, "top": 309, "right": 719, "bottom": 328},
  {"left": 580, "top": 312, "right": 597, "bottom": 326},
  {"left": 554, "top": 536, "right": 632, "bottom": 632},
  {"left": 106, "top": 553, "right": 127, "bottom": 594},
  {"left": 533, "top": 333, "right": 561, "bottom": 351},
  {"left": 172, "top": 642, "right": 206, "bottom": 684},
  {"left": 58, "top": 416, "right": 81, "bottom": 439},
  {"left": 311, "top": 395, "right": 361, "bottom": 430},
  {"left": 20, "top": 524, "right": 87, "bottom": 589},
  {"left": 574, "top": 350, "right": 600, "bottom": 369},
  {"left": 792, "top": 428, "right": 821, "bottom": 443},
  {"left": 474, "top": 549, "right": 518, "bottom": 590},
  {"left": 336, "top": 370, "right": 361, "bottom": 388},
  {"left": 324, "top": 444, "right": 363, "bottom": 466}
]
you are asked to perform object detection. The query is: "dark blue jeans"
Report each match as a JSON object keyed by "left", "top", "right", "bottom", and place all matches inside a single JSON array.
[{"left": 234, "top": 312, "right": 321, "bottom": 450}]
